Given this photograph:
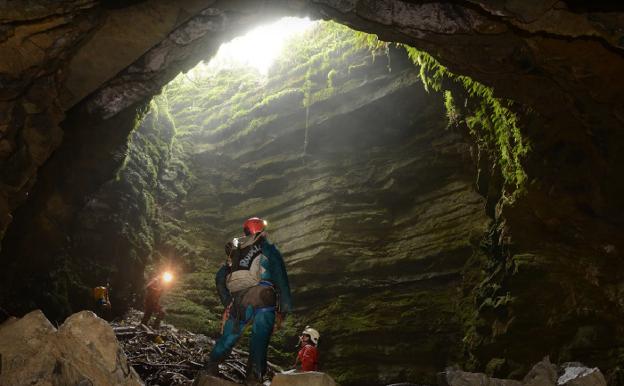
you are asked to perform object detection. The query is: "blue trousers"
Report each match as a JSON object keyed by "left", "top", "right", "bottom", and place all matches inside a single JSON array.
[{"left": 210, "top": 305, "right": 276, "bottom": 380}]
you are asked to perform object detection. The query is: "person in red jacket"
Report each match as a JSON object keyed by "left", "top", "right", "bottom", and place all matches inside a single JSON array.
[
  {"left": 141, "top": 272, "right": 173, "bottom": 328},
  {"left": 295, "top": 326, "right": 320, "bottom": 372}
]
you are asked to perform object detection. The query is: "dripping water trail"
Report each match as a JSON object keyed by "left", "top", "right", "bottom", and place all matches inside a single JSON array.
[{"left": 302, "top": 103, "right": 310, "bottom": 166}]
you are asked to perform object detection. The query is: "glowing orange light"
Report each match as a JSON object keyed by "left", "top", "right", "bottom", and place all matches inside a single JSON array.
[{"left": 162, "top": 272, "right": 173, "bottom": 283}]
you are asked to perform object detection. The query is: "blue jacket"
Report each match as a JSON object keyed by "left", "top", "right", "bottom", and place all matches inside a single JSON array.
[
  {"left": 262, "top": 240, "right": 292, "bottom": 314},
  {"left": 215, "top": 237, "right": 292, "bottom": 314}
]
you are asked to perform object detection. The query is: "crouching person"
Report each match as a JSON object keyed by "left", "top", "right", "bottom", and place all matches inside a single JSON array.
[{"left": 295, "top": 326, "right": 320, "bottom": 372}]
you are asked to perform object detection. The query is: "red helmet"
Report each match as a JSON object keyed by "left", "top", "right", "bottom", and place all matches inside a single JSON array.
[{"left": 243, "top": 217, "right": 266, "bottom": 236}]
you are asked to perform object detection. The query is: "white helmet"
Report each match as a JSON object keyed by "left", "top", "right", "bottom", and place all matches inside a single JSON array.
[{"left": 302, "top": 326, "right": 320, "bottom": 345}]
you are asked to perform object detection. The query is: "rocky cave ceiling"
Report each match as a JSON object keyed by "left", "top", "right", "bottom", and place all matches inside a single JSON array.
[{"left": 0, "top": 0, "right": 622, "bottom": 245}]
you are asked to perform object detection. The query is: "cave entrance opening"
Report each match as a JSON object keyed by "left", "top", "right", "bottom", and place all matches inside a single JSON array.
[{"left": 194, "top": 17, "right": 316, "bottom": 76}]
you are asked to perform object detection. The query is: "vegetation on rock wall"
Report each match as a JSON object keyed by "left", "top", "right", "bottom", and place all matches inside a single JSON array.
[
  {"left": 345, "top": 24, "right": 530, "bottom": 198},
  {"left": 154, "top": 21, "right": 408, "bottom": 354},
  {"left": 158, "top": 21, "right": 489, "bottom": 384},
  {"left": 403, "top": 47, "right": 530, "bottom": 199},
  {"left": 346, "top": 25, "right": 530, "bottom": 199},
  {"left": 66, "top": 94, "right": 196, "bottom": 315},
  {"left": 311, "top": 28, "right": 537, "bottom": 379}
]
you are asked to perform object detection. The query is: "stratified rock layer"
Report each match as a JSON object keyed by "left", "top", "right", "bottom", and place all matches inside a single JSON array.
[
  {"left": 57, "top": 29, "right": 491, "bottom": 385},
  {"left": 151, "top": 36, "right": 489, "bottom": 384}
]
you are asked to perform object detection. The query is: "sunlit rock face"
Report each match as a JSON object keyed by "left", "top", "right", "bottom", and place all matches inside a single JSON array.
[
  {"left": 60, "top": 19, "right": 621, "bottom": 381},
  {"left": 0, "top": 1, "right": 623, "bottom": 385},
  {"left": 163, "top": 49, "right": 490, "bottom": 385},
  {"left": 312, "top": 3, "right": 624, "bottom": 384},
  {"left": 53, "top": 35, "right": 492, "bottom": 384}
]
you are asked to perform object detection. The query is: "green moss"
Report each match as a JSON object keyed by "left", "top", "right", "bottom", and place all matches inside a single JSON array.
[
  {"left": 163, "top": 273, "right": 222, "bottom": 335},
  {"left": 444, "top": 90, "right": 460, "bottom": 127},
  {"left": 259, "top": 88, "right": 302, "bottom": 110},
  {"left": 334, "top": 28, "right": 530, "bottom": 197},
  {"left": 327, "top": 69, "right": 337, "bottom": 89},
  {"left": 403, "top": 46, "right": 530, "bottom": 197},
  {"left": 310, "top": 87, "right": 334, "bottom": 105}
]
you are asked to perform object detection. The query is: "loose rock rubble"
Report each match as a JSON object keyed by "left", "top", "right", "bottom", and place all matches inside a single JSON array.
[
  {"left": 1, "top": 308, "right": 603, "bottom": 386},
  {"left": 440, "top": 358, "right": 606, "bottom": 386},
  {"left": 112, "top": 309, "right": 282, "bottom": 385}
]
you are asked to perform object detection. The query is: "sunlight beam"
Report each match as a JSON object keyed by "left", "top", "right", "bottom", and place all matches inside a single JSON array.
[{"left": 200, "top": 17, "right": 316, "bottom": 76}]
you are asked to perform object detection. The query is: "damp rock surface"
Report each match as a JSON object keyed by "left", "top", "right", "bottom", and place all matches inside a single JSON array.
[{"left": 0, "top": 310, "right": 142, "bottom": 386}]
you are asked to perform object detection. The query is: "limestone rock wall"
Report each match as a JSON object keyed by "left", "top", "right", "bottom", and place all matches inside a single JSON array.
[
  {"left": 148, "top": 34, "right": 490, "bottom": 384},
  {"left": 44, "top": 27, "right": 493, "bottom": 384},
  {"left": 1, "top": 1, "right": 622, "bottom": 261}
]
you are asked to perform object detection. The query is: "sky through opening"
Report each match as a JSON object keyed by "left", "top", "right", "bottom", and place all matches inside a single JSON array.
[{"left": 195, "top": 17, "right": 316, "bottom": 76}]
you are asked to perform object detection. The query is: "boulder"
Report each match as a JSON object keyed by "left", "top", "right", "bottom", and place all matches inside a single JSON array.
[
  {"left": 439, "top": 367, "right": 522, "bottom": 386},
  {"left": 192, "top": 372, "right": 240, "bottom": 386},
  {"left": 271, "top": 371, "right": 337, "bottom": 386},
  {"left": 0, "top": 310, "right": 142, "bottom": 386},
  {"left": 523, "top": 358, "right": 558, "bottom": 386},
  {"left": 558, "top": 363, "right": 606, "bottom": 386}
]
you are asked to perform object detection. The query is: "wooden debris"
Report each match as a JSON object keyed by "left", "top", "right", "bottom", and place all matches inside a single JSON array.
[{"left": 112, "top": 309, "right": 280, "bottom": 385}]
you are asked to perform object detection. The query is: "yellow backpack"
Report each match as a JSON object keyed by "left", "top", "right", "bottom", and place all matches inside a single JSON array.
[{"left": 93, "top": 286, "right": 108, "bottom": 301}]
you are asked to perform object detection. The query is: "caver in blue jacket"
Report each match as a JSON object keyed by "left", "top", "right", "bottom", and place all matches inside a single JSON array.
[{"left": 209, "top": 223, "right": 292, "bottom": 384}]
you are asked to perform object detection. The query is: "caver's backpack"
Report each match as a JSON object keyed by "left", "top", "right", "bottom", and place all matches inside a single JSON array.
[
  {"left": 226, "top": 235, "right": 265, "bottom": 293},
  {"left": 224, "top": 235, "right": 277, "bottom": 332}
]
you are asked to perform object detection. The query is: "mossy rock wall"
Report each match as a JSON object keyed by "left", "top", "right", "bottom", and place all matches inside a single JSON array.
[{"left": 109, "top": 25, "right": 491, "bottom": 385}]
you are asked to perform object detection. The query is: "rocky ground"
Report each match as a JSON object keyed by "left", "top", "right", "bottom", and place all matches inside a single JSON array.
[
  {"left": 0, "top": 310, "right": 607, "bottom": 386},
  {"left": 0, "top": 308, "right": 609, "bottom": 386}
]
